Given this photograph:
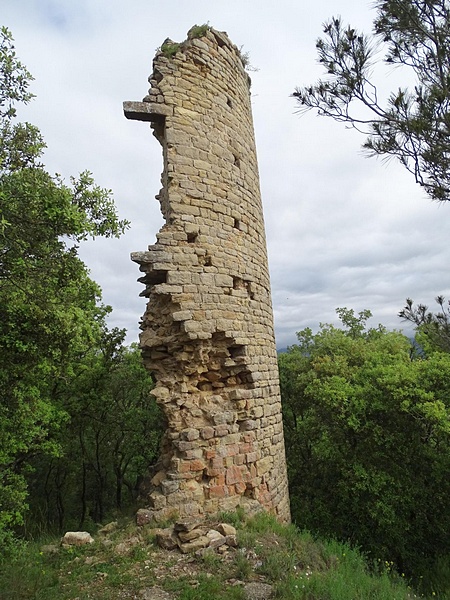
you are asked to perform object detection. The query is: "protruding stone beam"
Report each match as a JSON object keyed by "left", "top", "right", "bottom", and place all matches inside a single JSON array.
[{"left": 123, "top": 100, "right": 173, "bottom": 122}]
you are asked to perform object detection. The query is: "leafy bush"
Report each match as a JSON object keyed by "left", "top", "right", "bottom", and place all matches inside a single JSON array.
[
  {"left": 160, "top": 41, "right": 180, "bottom": 58},
  {"left": 280, "top": 308, "right": 450, "bottom": 593}
]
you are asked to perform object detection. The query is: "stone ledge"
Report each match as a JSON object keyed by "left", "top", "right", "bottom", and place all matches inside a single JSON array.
[{"left": 123, "top": 101, "right": 173, "bottom": 121}]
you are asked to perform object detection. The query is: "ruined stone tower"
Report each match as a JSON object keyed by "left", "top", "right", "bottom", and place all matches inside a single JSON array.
[{"left": 124, "top": 26, "right": 290, "bottom": 523}]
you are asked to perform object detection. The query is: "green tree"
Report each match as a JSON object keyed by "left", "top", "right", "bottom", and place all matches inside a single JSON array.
[
  {"left": 279, "top": 309, "right": 450, "bottom": 589},
  {"left": 294, "top": 0, "right": 450, "bottom": 201},
  {"left": 0, "top": 26, "right": 129, "bottom": 550},
  {"left": 400, "top": 295, "right": 450, "bottom": 353},
  {"left": 27, "top": 335, "right": 162, "bottom": 531}
]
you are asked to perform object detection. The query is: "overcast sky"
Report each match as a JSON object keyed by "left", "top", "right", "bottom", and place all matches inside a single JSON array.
[{"left": 3, "top": 0, "right": 449, "bottom": 348}]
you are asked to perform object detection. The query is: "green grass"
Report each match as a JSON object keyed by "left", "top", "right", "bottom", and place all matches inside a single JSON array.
[
  {"left": 188, "top": 24, "right": 210, "bottom": 39},
  {"left": 160, "top": 41, "right": 180, "bottom": 58},
  {"left": 0, "top": 512, "right": 442, "bottom": 599}
]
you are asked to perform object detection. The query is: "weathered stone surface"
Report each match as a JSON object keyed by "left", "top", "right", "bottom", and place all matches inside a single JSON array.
[
  {"left": 217, "top": 523, "right": 237, "bottom": 537},
  {"left": 123, "top": 101, "right": 174, "bottom": 121},
  {"left": 61, "top": 532, "right": 94, "bottom": 547},
  {"left": 177, "top": 535, "right": 210, "bottom": 554},
  {"left": 244, "top": 582, "right": 274, "bottom": 600},
  {"left": 177, "top": 527, "right": 206, "bottom": 542},
  {"left": 98, "top": 521, "right": 118, "bottom": 535},
  {"left": 174, "top": 518, "right": 203, "bottom": 532},
  {"left": 140, "top": 587, "right": 174, "bottom": 600},
  {"left": 114, "top": 536, "right": 141, "bottom": 556},
  {"left": 124, "top": 25, "right": 290, "bottom": 525},
  {"left": 206, "top": 529, "right": 226, "bottom": 549},
  {"left": 136, "top": 508, "right": 153, "bottom": 526},
  {"left": 225, "top": 534, "right": 238, "bottom": 547},
  {"left": 155, "top": 529, "right": 178, "bottom": 550}
]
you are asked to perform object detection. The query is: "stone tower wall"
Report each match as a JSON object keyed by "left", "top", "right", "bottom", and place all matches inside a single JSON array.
[{"left": 124, "top": 26, "right": 290, "bottom": 523}]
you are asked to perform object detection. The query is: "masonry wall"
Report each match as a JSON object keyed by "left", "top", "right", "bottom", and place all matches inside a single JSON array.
[{"left": 124, "top": 26, "right": 290, "bottom": 523}]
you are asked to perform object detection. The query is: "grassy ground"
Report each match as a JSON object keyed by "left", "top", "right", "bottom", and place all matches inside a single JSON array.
[{"left": 0, "top": 512, "right": 437, "bottom": 600}]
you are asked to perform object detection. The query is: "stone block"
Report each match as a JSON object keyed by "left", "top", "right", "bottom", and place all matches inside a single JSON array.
[
  {"left": 178, "top": 535, "right": 210, "bottom": 554},
  {"left": 172, "top": 310, "right": 193, "bottom": 321},
  {"left": 246, "top": 452, "right": 258, "bottom": 463},
  {"left": 156, "top": 529, "right": 178, "bottom": 550},
  {"left": 217, "top": 523, "right": 237, "bottom": 537},
  {"left": 61, "top": 532, "right": 94, "bottom": 547},
  {"left": 206, "top": 529, "right": 226, "bottom": 549},
  {"left": 201, "top": 426, "right": 215, "bottom": 440},
  {"left": 256, "top": 456, "right": 273, "bottom": 476},
  {"left": 178, "top": 527, "right": 206, "bottom": 542},
  {"left": 136, "top": 509, "right": 153, "bottom": 526},
  {"left": 225, "top": 465, "right": 243, "bottom": 485},
  {"left": 174, "top": 518, "right": 204, "bottom": 532},
  {"left": 161, "top": 480, "right": 180, "bottom": 495},
  {"left": 189, "top": 459, "right": 206, "bottom": 471},
  {"left": 149, "top": 491, "right": 168, "bottom": 511},
  {"left": 214, "top": 424, "right": 229, "bottom": 437},
  {"left": 208, "top": 485, "right": 229, "bottom": 499},
  {"left": 150, "top": 470, "right": 166, "bottom": 486},
  {"left": 180, "top": 428, "right": 200, "bottom": 441}
]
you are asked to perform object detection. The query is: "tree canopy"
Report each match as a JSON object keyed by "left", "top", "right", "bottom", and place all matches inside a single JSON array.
[
  {"left": 294, "top": 0, "right": 450, "bottom": 202},
  {"left": 400, "top": 295, "right": 450, "bottom": 353},
  {"left": 0, "top": 26, "right": 131, "bottom": 549},
  {"left": 279, "top": 308, "right": 450, "bottom": 590}
]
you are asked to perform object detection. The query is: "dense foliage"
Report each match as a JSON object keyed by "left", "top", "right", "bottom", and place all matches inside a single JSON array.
[
  {"left": 279, "top": 308, "right": 450, "bottom": 592},
  {"left": 26, "top": 336, "right": 162, "bottom": 533},
  {"left": 400, "top": 295, "right": 450, "bottom": 353},
  {"left": 0, "top": 26, "right": 163, "bottom": 549},
  {"left": 294, "top": 0, "right": 450, "bottom": 202}
]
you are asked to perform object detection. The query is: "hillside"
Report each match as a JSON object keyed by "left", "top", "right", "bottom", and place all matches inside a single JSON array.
[{"left": 0, "top": 511, "right": 425, "bottom": 600}]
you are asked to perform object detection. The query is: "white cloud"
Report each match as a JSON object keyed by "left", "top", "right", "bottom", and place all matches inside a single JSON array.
[{"left": 3, "top": 0, "right": 450, "bottom": 348}]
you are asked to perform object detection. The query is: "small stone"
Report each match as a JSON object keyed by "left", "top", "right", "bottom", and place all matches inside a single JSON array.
[
  {"left": 140, "top": 587, "right": 173, "bottom": 600},
  {"left": 150, "top": 470, "right": 166, "bottom": 486},
  {"left": 178, "top": 528, "right": 206, "bottom": 542},
  {"left": 161, "top": 480, "right": 179, "bottom": 495},
  {"left": 114, "top": 542, "right": 129, "bottom": 556},
  {"left": 61, "top": 532, "right": 94, "bottom": 547},
  {"left": 243, "top": 582, "right": 274, "bottom": 599},
  {"left": 136, "top": 508, "right": 153, "bottom": 526},
  {"left": 200, "top": 426, "right": 214, "bottom": 440},
  {"left": 156, "top": 529, "right": 178, "bottom": 550},
  {"left": 98, "top": 521, "right": 118, "bottom": 535},
  {"left": 180, "top": 428, "right": 200, "bottom": 441},
  {"left": 174, "top": 518, "right": 203, "bottom": 532},
  {"left": 114, "top": 536, "right": 141, "bottom": 556},
  {"left": 178, "top": 535, "right": 210, "bottom": 554},
  {"left": 225, "top": 534, "right": 238, "bottom": 547},
  {"left": 217, "top": 522, "right": 237, "bottom": 537},
  {"left": 206, "top": 529, "right": 226, "bottom": 549}
]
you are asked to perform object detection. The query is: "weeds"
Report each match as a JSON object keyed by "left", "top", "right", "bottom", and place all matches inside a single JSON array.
[
  {"left": 232, "top": 551, "right": 253, "bottom": 579},
  {"left": 237, "top": 46, "right": 259, "bottom": 72},
  {"left": 218, "top": 507, "right": 246, "bottom": 526},
  {"left": 0, "top": 512, "right": 440, "bottom": 599},
  {"left": 188, "top": 23, "right": 210, "bottom": 39},
  {"left": 160, "top": 41, "right": 180, "bottom": 59}
]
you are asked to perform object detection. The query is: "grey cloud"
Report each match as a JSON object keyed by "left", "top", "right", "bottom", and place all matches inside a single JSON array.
[{"left": 3, "top": 0, "right": 450, "bottom": 351}]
